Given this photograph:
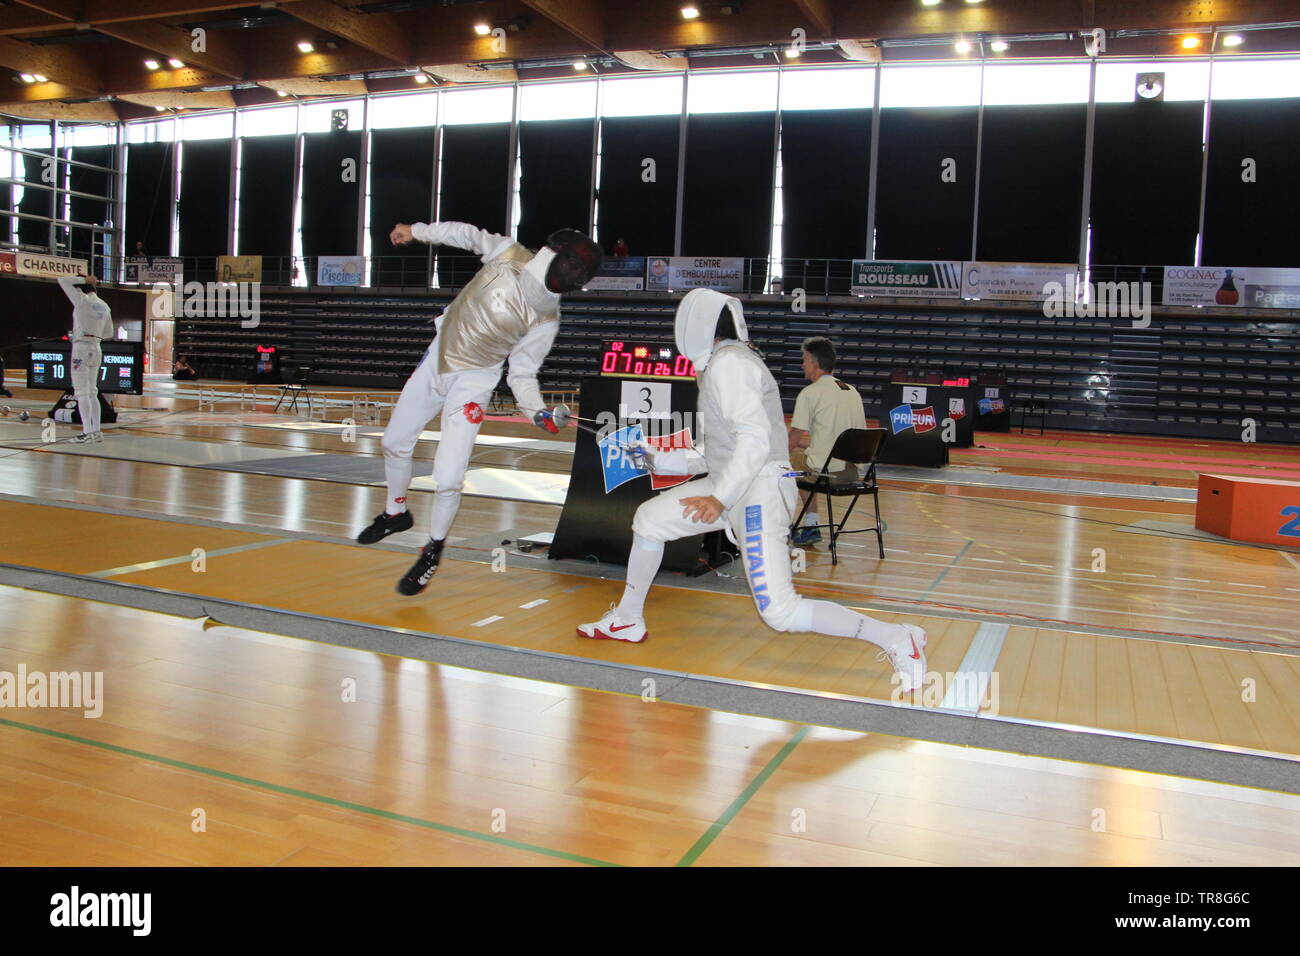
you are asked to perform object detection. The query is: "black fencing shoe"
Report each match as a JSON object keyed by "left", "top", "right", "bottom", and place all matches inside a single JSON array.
[
  {"left": 397, "top": 538, "right": 445, "bottom": 596},
  {"left": 357, "top": 509, "right": 413, "bottom": 544}
]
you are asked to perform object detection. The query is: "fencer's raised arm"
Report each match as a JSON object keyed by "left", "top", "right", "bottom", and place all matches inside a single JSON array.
[
  {"left": 705, "top": 349, "right": 772, "bottom": 508},
  {"left": 409, "top": 221, "right": 514, "bottom": 263},
  {"left": 505, "top": 320, "right": 559, "bottom": 416},
  {"left": 57, "top": 274, "right": 89, "bottom": 306}
]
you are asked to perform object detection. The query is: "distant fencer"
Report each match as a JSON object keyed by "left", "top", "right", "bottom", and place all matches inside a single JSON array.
[
  {"left": 354, "top": 221, "right": 601, "bottom": 596},
  {"left": 577, "top": 289, "right": 929, "bottom": 692},
  {"left": 57, "top": 273, "right": 114, "bottom": 444}
]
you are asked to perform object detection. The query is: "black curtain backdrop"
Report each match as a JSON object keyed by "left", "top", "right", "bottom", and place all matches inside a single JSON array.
[
  {"left": 682, "top": 112, "right": 776, "bottom": 259},
  {"left": 1090, "top": 101, "right": 1205, "bottom": 266},
  {"left": 437, "top": 123, "right": 510, "bottom": 284},
  {"left": 238, "top": 134, "right": 296, "bottom": 257},
  {"left": 780, "top": 109, "right": 871, "bottom": 260},
  {"left": 125, "top": 141, "right": 172, "bottom": 256},
  {"left": 977, "top": 104, "right": 1087, "bottom": 263},
  {"left": 369, "top": 127, "right": 434, "bottom": 257},
  {"left": 1202, "top": 97, "right": 1300, "bottom": 267},
  {"left": 178, "top": 139, "right": 231, "bottom": 258},
  {"left": 300, "top": 129, "right": 363, "bottom": 257},
  {"left": 518, "top": 119, "right": 594, "bottom": 249},
  {"left": 875, "top": 107, "right": 978, "bottom": 261},
  {"left": 596, "top": 115, "right": 679, "bottom": 257},
  {"left": 67, "top": 146, "right": 113, "bottom": 260},
  {"left": 17, "top": 148, "right": 53, "bottom": 247}
]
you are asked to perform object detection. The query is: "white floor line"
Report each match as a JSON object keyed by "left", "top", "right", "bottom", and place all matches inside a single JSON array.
[{"left": 941, "top": 622, "right": 1008, "bottom": 713}]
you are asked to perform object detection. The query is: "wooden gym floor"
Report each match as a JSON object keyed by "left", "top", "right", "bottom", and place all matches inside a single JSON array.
[{"left": 1, "top": 376, "right": 1298, "bottom": 865}]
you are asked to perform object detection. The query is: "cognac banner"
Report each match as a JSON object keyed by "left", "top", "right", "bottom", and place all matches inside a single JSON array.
[{"left": 1162, "top": 266, "right": 1300, "bottom": 310}]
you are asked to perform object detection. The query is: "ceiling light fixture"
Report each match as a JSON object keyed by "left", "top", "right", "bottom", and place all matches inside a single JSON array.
[
  {"left": 473, "top": 22, "right": 491, "bottom": 36},
  {"left": 19, "top": 73, "right": 35, "bottom": 83},
  {"left": 297, "top": 41, "right": 314, "bottom": 53},
  {"left": 168, "top": 58, "right": 185, "bottom": 68},
  {"left": 1222, "top": 33, "right": 1244, "bottom": 47},
  {"left": 681, "top": 6, "right": 700, "bottom": 19},
  {"left": 144, "top": 59, "right": 160, "bottom": 70},
  {"left": 1181, "top": 36, "right": 1201, "bottom": 49},
  {"left": 573, "top": 60, "right": 588, "bottom": 70},
  {"left": 990, "top": 40, "right": 1008, "bottom": 52},
  {"left": 954, "top": 39, "right": 972, "bottom": 54},
  {"left": 414, "top": 73, "right": 429, "bottom": 83}
]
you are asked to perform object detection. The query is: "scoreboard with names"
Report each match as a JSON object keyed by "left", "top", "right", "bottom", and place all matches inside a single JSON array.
[{"left": 599, "top": 341, "right": 695, "bottom": 380}]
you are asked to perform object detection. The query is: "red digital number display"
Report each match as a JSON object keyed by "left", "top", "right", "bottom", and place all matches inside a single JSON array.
[
  {"left": 599, "top": 342, "right": 696, "bottom": 379},
  {"left": 942, "top": 377, "right": 970, "bottom": 387}
]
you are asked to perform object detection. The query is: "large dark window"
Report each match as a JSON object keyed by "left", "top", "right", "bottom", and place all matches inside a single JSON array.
[
  {"left": 369, "top": 127, "right": 435, "bottom": 284},
  {"left": 300, "top": 129, "right": 363, "bottom": 257},
  {"left": 596, "top": 115, "right": 678, "bottom": 258},
  {"left": 436, "top": 123, "right": 510, "bottom": 284},
  {"left": 682, "top": 112, "right": 776, "bottom": 259},
  {"left": 67, "top": 146, "right": 113, "bottom": 260},
  {"left": 875, "top": 107, "right": 978, "bottom": 261},
  {"left": 238, "top": 134, "right": 295, "bottom": 257},
  {"left": 16, "top": 145, "right": 53, "bottom": 248},
  {"left": 518, "top": 119, "right": 593, "bottom": 249},
  {"left": 1202, "top": 97, "right": 1300, "bottom": 267},
  {"left": 1090, "top": 101, "right": 1205, "bottom": 266},
  {"left": 125, "top": 141, "right": 172, "bottom": 256},
  {"left": 178, "top": 139, "right": 231, "bottom": 258},
  {"left": 781, "top": 109, "right": 870, "bottom": 260},
  {"left": 977, "top": 105, "right": 1087, "bottom": 263}
]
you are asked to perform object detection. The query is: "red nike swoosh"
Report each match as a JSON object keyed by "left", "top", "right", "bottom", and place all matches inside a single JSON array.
[
  {"left": 609, "top": 623, "right": 638, "bottom": 632},
  {"left": 908, "top": 637, "right": 920, "bottom": 660}
]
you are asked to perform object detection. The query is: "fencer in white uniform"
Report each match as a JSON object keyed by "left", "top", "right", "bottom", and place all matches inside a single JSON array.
[
  {"left": 354, "top": 220, "right": 601, "bottom": 596},
  {"left": 57, "top": 274, "right": 114, "bottom": 443},
  {"left": 577, "top": 289, "right": 929, "bottom": 692}
]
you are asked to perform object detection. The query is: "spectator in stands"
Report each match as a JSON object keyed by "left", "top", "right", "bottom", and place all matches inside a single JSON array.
[
  {"left": 788, "top": 336, "right": 867, "bottom": 546},
  {"left": 172, "top": 354, "right": 198, "bottom": 381},
  {"left": 613, "top": 237, "right": 629, "bottom": 257},
  {"left": 133, "top": 241, "right": 147, "bottom": 260}
]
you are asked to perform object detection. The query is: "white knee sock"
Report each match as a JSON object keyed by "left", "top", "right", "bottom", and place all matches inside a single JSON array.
[
  {"left": 793, "top": 598, "right": 903, "bottom": 651},
  {"left": 384, "top": 454, "right": 413, "bottom": 515},
  {"left": 616, "top": 534, "right": 663, "bottom": 621}
]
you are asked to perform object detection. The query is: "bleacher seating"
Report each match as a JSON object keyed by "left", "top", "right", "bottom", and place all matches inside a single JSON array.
[{"left": 175, "top": 288, "right": 1300, "bottom": 443}]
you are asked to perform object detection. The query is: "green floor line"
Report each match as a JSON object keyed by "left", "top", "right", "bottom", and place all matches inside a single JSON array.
[
  {"left": 0, "top": 716, "right": 621, "bottom": 868},
  {"left": 920, "top": 539, "right": 973, "bottom": 601},
  {"left": 675, "top": 725, "right": 810, "bottom": 867}
]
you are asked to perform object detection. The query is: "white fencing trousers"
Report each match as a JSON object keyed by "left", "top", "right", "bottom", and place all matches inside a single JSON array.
[
  {"left": 631, "top": 464, "right": 805, "bottom": 632},
  {"left": 71, "top": 340, "right": 102, "bottom": 436},
  {"left": 381, "top": 349, "right": 499, "bottom": 540}
]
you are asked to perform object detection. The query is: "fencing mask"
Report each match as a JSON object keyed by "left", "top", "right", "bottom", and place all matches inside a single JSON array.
[
  {"left": 674, "top": 287, "right": 748, "bottom": 374},
  {"left": 542, "top": 228, "right": 602, "bottom": 293}
]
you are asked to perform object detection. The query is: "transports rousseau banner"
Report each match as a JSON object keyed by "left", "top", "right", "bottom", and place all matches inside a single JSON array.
[{"left": 851, "top": 260, "right": 962, "bottom": 298}]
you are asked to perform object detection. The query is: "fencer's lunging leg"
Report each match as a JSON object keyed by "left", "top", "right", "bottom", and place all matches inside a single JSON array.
[{"left": 380, "top": 356, "right": 441, "bottom": 515}]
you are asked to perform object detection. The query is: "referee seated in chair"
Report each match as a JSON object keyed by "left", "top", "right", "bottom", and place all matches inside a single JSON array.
[
  {"left": 788, "top": 336, "right": 867, "bottom": 546},
  {"left": 172, "top": 354, "right": 198, "bottom": 381}
]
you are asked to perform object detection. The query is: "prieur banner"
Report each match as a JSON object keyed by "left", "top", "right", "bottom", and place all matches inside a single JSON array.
[
  {"left": 645, "top": 256, "right": 745, "bottom": 292},
  {"left": 851, "top": 260, "right": 962, "bottom": 298},
  {"left": 1162, "top": 266, "right": 1300, "bottom": 310},
  {"left": 962, "top": 261, "right": 1077, "bottom": 302}
]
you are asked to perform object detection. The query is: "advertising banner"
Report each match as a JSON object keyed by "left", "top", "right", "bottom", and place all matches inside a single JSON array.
[
  {"left": 586, "top": 256, "right": 646, "bottom": 291},
  {"left": 125, "top": 257, "right": 183, "bottom": 285},
  {"left": 961, "top": 261, "right": 1076, "bottom": 302},
  {"left": 317, "top": 255, "right": 364, "bottom": 287},
  {"left": 15, "top": 252, "right": 87, "bottom": 280},
  {"left": 1162, "top": 266, "right": 1300, "bottom": 310},
  {"left": 645, "top": 256, "right": 744, "bottom": 292},
  {"left": 218, "top": 255, "right": 263, "bottom": 283},
  {"left": 851, "top": 260, "right": 962, "bottom": 298}
]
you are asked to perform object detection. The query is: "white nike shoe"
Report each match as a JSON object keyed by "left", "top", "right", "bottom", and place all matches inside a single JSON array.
[
  {"left": 878, "top": 623, "right": 928, "bottom": 694},
  {"left": 71, "top": 432, "right": 102, "bottom": 444},
  {"left": 577, "top": 604, "right": 648, "bottom": 644}
]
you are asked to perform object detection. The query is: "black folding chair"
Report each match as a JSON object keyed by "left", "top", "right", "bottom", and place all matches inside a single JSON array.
[
  {"left": 1018, "top": 398, "right": 1047, "bottom": 435},
  {"left": 274, "top": 365, "right": 313, "bottom": 414},
  {"left": 789, "top": 427, "right": 888, "bottom": 565}
]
